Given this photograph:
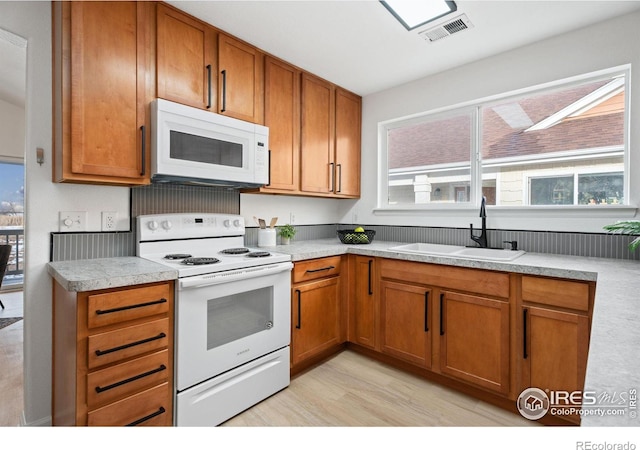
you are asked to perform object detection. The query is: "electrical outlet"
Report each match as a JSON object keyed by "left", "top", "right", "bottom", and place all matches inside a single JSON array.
[
  {"left": 101, "top": 211, "right": 118, "bottom": 231},
  {"left": 59, "top": 211, "right": 87, "bottom": 232},
  {"left": 290, "top": 213, "right": 295, "bottom": 224}
]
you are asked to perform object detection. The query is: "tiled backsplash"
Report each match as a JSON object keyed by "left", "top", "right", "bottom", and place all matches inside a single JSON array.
[{"left": 50, "top": 184, "right": 639, "bottom": 262}]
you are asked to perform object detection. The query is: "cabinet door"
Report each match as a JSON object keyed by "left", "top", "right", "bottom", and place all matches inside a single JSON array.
[
  {"left": 64, "top": 2, "right": 149, "bottom": 183},
  {"left": 334, "top": 88, "right": 361, "bottom": 198},
  {"left": 380, "top": 281, "right": 431, "bottom": 368},
  {"left": 301, "top": 73, "right": 335, "bottom": 194},
  {"left": 522, "top": 306, "right": 590, "bottom": 394},
  {"left": 350, "top": 257, "right": 377, "bottom": 350},
  {"left": 439, "top": 291, "right": 510, "bottom": 394},
  {"left": 157, "top": 4, "right": 216, "bottom": 110},
  {"left": 292, "top": 277, "right": 341, "bottom": 366},
  {"left": 262, "top": 57, "right": 300, "bottom": 192},
  {"left": 218, "top": 33, "right": 264, "bottom": 123}
]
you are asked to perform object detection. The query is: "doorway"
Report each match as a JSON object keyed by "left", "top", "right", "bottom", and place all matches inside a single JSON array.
[{"left": 0, "top": 27, "right": 26, "bottom": 427}]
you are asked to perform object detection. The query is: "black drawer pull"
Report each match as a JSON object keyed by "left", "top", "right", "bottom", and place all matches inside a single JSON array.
[
  {"left": 367, "top": 260, "right": 373, "bottom": 295},
  {"left": 126, "top": 406, "right": 166, "bottom": 427},
  {"left": 424, "top": 291, "right": 429, "bottom": 332},
  {"left": 206, "top": 64, "right": 212, "bottom": 109},
  {"left": 221, "top": 69, "right": 227, "bottom": 112},
  {"left": 305, "top": 266, "right": 335, "bottom": 273},
  {"left": 95, "top": 333, "right": 167, "bottom": 357},
  {"left": 95, "top": 364, "right": 167, "bottom": 394},
  {"left": 523, "top": 308, "right": 528, "bottom": 359},
  {"left": 95, "top": 298, "right": 167, "bottom": 315}
]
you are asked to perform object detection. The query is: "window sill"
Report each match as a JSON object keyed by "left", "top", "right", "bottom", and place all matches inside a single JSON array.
[{"left": 373, "top": 204, "right": 638, "bottom": 219}]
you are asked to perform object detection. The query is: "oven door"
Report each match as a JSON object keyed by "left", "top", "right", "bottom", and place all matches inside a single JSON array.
[{"left": 175, "top": 262, "right": 292, "bottom": 391}]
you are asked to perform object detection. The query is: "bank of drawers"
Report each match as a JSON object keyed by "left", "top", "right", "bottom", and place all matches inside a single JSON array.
[{"left": 82, "top": 282, "right": 174, "bottom": 426}]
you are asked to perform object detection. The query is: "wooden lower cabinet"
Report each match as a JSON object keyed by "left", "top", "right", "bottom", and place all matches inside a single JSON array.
[
  {"left": 53, "top": 280, "right": 174, "bottom": 426},
  {"left": 380, "top": 281, "right": 432, "bottom": 368},
  {"left": 348, "top": 256, "right": 377, "bottom": 350},
  {"left": 439, "top": 290, "right": 510, "bottom": 394},
  {"left": 291, "top": 257, "right": 344, "bottom": 370}
]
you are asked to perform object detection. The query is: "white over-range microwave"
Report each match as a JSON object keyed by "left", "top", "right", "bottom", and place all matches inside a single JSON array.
[{"left": 151, "top": 99, "right": 269, "bottom": 188}]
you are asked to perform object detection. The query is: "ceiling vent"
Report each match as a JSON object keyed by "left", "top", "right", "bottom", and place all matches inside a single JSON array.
[{"left": 418, "top": 14, "right": 473, "bottom": 43}]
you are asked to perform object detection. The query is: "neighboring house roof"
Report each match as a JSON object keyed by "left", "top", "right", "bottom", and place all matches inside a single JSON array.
[{"left": 389, "top": 79, "right": 624, "bottom": 170}]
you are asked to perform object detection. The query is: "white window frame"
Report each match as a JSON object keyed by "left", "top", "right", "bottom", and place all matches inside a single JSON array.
[{"left": 376, "top": 65, "right": 635, "bottom": 218}]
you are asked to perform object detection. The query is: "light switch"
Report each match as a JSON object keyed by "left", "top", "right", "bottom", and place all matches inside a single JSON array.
[{"left": 59, "top": 211, "right": 87, "bottom": 232}]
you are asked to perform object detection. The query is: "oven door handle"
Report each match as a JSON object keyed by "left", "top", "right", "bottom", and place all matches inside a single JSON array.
[{"left": 179, "top": 262, "right": 293, "bottom": 290}]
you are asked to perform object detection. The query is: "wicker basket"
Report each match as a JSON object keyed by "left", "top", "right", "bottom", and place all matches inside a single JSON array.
[{"left": 337, "top": 229, "right": 376, "bottom": 244}]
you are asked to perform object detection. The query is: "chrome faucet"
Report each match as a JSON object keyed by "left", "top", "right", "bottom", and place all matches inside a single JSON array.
[{"left": 470, "top": 196, "right": 488, "bottom": 248}]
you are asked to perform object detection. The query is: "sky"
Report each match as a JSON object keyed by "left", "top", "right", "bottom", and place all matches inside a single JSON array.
[{"left": 0, "top": 162, "right": 24, "bottom": 211}]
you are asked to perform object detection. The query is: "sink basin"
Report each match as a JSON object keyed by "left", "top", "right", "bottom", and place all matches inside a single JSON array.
[
  {"left": 389, "top": 243, "right": 464, "bottom": 255},
  {"left": 389, "top": 243, "right": 525, "bottom": 261},
  {"left": 453, "top": 247, "right": 525, "bottom": 261}
]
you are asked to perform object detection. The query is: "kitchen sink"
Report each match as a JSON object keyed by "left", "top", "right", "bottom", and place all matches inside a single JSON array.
[
  {"left": 389, "top": 243, "right": 525, "bottom": 261},
  {"left": 389, "top": 243, "right": 465, "bottom": 255}
]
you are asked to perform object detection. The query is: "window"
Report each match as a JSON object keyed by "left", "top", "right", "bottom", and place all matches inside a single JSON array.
[{"left": 380, "top": 67, "right": 629, "bottom": 209}]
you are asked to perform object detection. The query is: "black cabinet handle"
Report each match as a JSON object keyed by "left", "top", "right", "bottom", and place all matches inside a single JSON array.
[
  {"left": 126, "top": 407, "right": 166, "bottom": 427},
  {"left": 95, "top": 332, "right": 166, "bottom": 357},
  {"left": 220, "top": 69, "right": 227, "bottom": 112},
  {"left": 337, "top": 163, "right": 342, "bottom": 193},
  {"left": 329, "top": 162, "right": 335, "bottom": 192},
  {"left": 95, "top": 365, "right": 167, "bottom": 393},
  {"left": 266, "top": 150, "right": 271, "bottom": 186},
  {"left": 424, "top": 291, "right": 429, "bottom": 332},
  {"left": 367, "top": 260, "right": 373, "bottom": 295},
  {"left": 439, "top": 293, "right": 445, "bottom": 336},
  {"left": 206, "top": 64, "right": 212, "bottom": 109},
  {"left": 523, "top": 308, "right": 528, "bottom": 359},
  {"left": 295, "top": 289, "right": 301, "bottom": 329},
  {"left": 95, "top": 298, "right": 167, "bottom": 315},
  {"left": 140, "top": 125, "right": 146, "bottom": 176},
  {"left": 305, "top": 266, "right": 335, "bottom": 273}
]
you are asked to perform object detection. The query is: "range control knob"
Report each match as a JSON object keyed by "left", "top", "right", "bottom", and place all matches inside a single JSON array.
[
  {"left": 223, "top": 219, "right": 231, "bottom": 228},
  {"left": 233, "top": 219, "right": 241, "bottom": 228},
  {"left": 147, "top": 220, "right": 159, "bottom": 231},
  {"left": 161, "top": 220, "right": 172, "bottom": 230}
]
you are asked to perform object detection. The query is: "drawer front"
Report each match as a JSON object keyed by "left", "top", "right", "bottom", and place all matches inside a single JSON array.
[
  {"left": 521, "top": 276, "right": 590, "bottom": 312},
  {"left": 87, "top": 383, "right": 172, "bottom": 426},
  {"left": 87, "top": 349, "right": 170, "bottom": 409},
  {"left": 380, "top": 258, "right": 510, "bottom": 299},
  {"left": 87, "top": 282, "right": 172, "bottom": 329},
  {"left": 87, "top": 318, "right": 169, "bottom": 369},
  {"left": 293, "top": 256, "right": 342, "bottom": 283}
]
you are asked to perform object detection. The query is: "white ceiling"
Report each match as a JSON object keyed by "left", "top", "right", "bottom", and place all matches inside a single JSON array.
[{"left": 167, "top": 0, "right": 640, "bottom": 96}]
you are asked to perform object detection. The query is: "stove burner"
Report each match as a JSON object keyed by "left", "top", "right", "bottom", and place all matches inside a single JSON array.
[
  {"left": 220, "top": 247, "right": 250, "bottom": 255},
  {"left": 164, "top": 253, "right": 192, "bottom": 260},
  {"left": 247, "top": 251, "right": 271, "bottom": 258},
  {"left": 181, "top": 257, "right": 221, "bottom": 265}
]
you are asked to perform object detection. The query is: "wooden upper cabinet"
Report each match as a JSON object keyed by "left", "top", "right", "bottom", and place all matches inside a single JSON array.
[
  {"left": 156, "top": 4, "right": 217, "bottom": 110},
  {"left": 334, "top": 88, "right": 361, "bottom": 198},
  {"left": 259, "top": 57, "right": 301, "bottom": 193},
  {"left": 301, "top": 73, "right": 335, "bottom": 194},
  {"left": 218, "top": 33, "right": 264, "bottom": 124},
  {"left": 53, "top": 1, "right": 153, "bottom": 185}
]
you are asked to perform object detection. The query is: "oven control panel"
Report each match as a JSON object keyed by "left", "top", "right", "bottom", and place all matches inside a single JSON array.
[{"left": 137, "top": 213, "right": 245, "bottom": 241}]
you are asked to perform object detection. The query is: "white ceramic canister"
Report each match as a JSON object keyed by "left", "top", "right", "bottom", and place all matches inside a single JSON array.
[{"left": 257, "top": 228, "right": 276, "bottom": 247}]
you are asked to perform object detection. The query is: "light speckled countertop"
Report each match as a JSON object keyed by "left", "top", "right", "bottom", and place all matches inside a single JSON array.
[
  {"left": 47, "top": 239, "right": 640, "bottom": 426},
  {"left": 47, "top": 256, "right": 178, "bottom": 292}
]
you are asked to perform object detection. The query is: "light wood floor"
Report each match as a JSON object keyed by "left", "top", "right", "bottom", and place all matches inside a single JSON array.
[
  {"left": 0, "top": 289, "right": 23, "bottom": 427},
  {"left": 0, "top": 290, "right": 535, "bottom": 428},
  {"left": 223, "top": 350, "right": 537, "bottom": 427}
]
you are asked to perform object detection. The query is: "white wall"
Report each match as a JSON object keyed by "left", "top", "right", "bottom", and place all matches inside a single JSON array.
[
  {"left": 338, "top": 10, "right": 640, "bottom": 233},
  {"left": 0, "top": 99, "right": 25, "bottom": 161},
  {"left": 0, "top": 1, "right": 129, "bottom": 426},
  {"left": 240, "top": 193, "right": 344, "bottom": 226}
]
